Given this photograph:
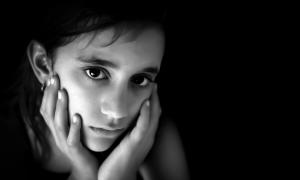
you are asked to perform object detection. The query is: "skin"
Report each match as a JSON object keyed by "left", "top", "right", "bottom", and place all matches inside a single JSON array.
[
  {"left": 53, "top": 27, "right": 164, "bottom": 152},
  {"left": 28, "top": 25, "right": 189, "bottom": 180}
]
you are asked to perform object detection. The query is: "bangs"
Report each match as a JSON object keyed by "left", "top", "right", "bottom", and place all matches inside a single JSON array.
[{"left": 35, "top": 7, "right": 166, "bottom": 56}]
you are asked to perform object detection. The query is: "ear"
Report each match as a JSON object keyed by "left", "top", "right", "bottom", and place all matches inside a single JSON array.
[{"left": 27, "top": 40, "right": 54, "bottom": 84}]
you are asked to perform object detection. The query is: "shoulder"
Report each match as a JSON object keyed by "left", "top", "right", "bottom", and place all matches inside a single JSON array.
[{"left": 139, "top": 116, "right": 190, "bottom": 180}]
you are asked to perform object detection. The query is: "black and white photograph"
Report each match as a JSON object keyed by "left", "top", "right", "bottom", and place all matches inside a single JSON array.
[
  {"left": 0, "top": 3, "right": 198, "bottom": 180},
  {"left": 1, "top": 2, "right": 282, "bottom": 180}
]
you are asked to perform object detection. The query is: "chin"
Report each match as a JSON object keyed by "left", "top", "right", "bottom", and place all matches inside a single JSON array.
[
  {"left": 81, "top": 125, "right": 120, "bottom": 152},
  {"left": 83, "top": 136, "right": 116, "bottom": 152}
]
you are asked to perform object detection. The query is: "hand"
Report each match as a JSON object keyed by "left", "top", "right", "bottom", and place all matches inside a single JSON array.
[
  {"left": 40, "top": 75, "right": 98, "bottom": 180},
  {"left": 98, "top": 84, "right": 161, "bottom": 180}
]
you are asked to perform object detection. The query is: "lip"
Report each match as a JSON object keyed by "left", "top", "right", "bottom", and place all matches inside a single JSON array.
[{"left": 89, "top": 126, "right": 125, "bottom": 137}]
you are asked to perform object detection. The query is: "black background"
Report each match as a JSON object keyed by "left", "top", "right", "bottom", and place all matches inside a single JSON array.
[{"left": 0, "top": 4, "right": 275, "bottom": 180}]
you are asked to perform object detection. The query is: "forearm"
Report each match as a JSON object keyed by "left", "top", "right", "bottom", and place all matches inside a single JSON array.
[{"left": 98, "top": 162, "right": 137, "bottom": 180}]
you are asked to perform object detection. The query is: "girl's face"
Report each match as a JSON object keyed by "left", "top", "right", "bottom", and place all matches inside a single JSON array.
[{"left": 52, "top": 26, "right": 164, "bottom": 152}]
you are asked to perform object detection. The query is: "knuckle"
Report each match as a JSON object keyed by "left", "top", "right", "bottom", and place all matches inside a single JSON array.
[
  {"left": 67, "top": 140, "right": 76, "bottom": 148},
  {"left": 54, "top": 122, "right": 64, "bottom": 132},
  {"left": 39, "top": 107, "right": 45, "bottom": 116},
  {"left": 40, "top": 108, "right": 51, "bottom": 121},
  {"left": 68, "top": 141, "right": 80, "bottom": 151}
]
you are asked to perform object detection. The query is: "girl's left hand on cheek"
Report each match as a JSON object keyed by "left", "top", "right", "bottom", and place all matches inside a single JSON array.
[{"left": 98, "top": 84, "right": 161, "bottom": 180}]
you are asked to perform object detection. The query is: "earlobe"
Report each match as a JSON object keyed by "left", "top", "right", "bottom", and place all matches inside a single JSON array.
[{"left": 27, "top": 40, "right": 53, "bottom": 84}]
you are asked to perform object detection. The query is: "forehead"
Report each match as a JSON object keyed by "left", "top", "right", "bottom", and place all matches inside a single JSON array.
[{"left": 57, "top": 26, "right": 165, "bottom": 69}]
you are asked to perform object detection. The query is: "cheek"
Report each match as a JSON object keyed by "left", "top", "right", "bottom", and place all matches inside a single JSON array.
[
  {"left": 128, "top": 88, "right": 152, "bottom": 116},
  {"left": 55, "top": 68, "right": 97, "bottom": 120},
  {"left": 67, "top": 87, "right": 96, "bottom": 120}
]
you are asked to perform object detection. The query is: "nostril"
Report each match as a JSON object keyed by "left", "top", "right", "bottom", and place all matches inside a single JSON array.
[
  {"left": 103, "top": 114, "right": 128, "bottom": 128},
  {"left": 101, "top": 103, "right": 128, "bottom": 121},
  {"left": 104, "top": 112, "right": 127, "bottom": 121}
]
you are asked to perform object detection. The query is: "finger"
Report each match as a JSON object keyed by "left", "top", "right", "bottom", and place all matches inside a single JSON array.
[
  {"left": 149, "top": 84, "right": 161, "bottom": 133},
  {"left": 40, "top": 78, "right": 52, "bottom": 126},
  {"left": 130, "top": 99, "right": 151, "bottom": 141},
  {"left": 54, "top": 89, "right": 69, "bottom": 140},
  {"left": 67, "top": 114, "right": 82, "bottom": 148},
  {"left": 40, "top": 75, "right": 60, "bottom": 122}
]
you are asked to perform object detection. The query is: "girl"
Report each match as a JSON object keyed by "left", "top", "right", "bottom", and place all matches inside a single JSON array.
[{"left": 1, "top": 6, "right": 190, "bottom": 180}]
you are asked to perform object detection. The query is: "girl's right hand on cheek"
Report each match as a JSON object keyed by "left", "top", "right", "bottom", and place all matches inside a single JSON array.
[{"left": 40, "top": 75, "right": 98, "bottom": 180}]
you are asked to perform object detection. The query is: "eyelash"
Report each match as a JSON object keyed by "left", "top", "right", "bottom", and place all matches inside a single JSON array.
[
  {"left": 131, "top": 74, "right": 154, "bottom": 88},
  {"left": 85, "top": 67, "right": 109, "bottom": 80},
  {"left": 84, "top": 67, "right": 154, "bottom": 88}
]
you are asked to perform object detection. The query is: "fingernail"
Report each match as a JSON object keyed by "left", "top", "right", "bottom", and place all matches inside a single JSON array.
[
  {"left": 72, "top": 115, "right": 78, "bottom": 124},
  {"left": 50, "top": 77, "right": 55, "bottom": 85},
  {"left": 146, "top": 100, "right": 150, "bottom": 107},
  {"left": 58, "top": 90, "right": 62, "bottom": 100}
]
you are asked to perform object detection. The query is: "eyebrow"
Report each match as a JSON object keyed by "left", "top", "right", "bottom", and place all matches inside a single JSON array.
[
  {"left": 77, "top": 55, "right": 159, "bottom": 75},
  {"left": 141, "top": 67, "right": 159, "bottom": 75},
  {"left": 77, "top": 56, "right": 119, "bottom": 69}
]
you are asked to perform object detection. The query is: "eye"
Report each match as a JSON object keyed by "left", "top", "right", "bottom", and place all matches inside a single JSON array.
[
  {"left": 85, "top": 67, "right": 108, "bottom": 80},
  {"left": 132, "top": 75, "right": 153, "bottom": 87}
]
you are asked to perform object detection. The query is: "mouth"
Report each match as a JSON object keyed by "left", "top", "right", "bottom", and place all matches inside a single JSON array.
[{"left": 88, "top": 126, "right": 125, "bottom": 137}]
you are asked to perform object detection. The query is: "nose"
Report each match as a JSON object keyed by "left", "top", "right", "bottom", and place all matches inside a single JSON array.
[{"left": 100, "top": 87, "right": 129, "bottom": 124}]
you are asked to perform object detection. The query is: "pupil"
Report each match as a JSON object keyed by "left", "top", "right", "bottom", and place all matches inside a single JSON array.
[
  {"left": 90, "top": 69, "right": 99, "bottom": 77},
  {"left": 134, "top": 77, "right": 144, "bottom": 84}
]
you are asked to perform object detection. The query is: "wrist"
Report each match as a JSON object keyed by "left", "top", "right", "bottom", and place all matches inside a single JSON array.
[
  {"left": 69, "top": 166, "right": 98, "bottom": 180},
  {"left": 99, "top": 164, "right": 138, "bottom": 180},
  {"left": 68, "top": 171, "right": 97, "bottom": 180}
]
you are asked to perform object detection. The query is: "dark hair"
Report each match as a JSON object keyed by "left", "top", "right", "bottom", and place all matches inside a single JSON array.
[{"left": 13, "top": 6, "right": 167, "bottom": 162}]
